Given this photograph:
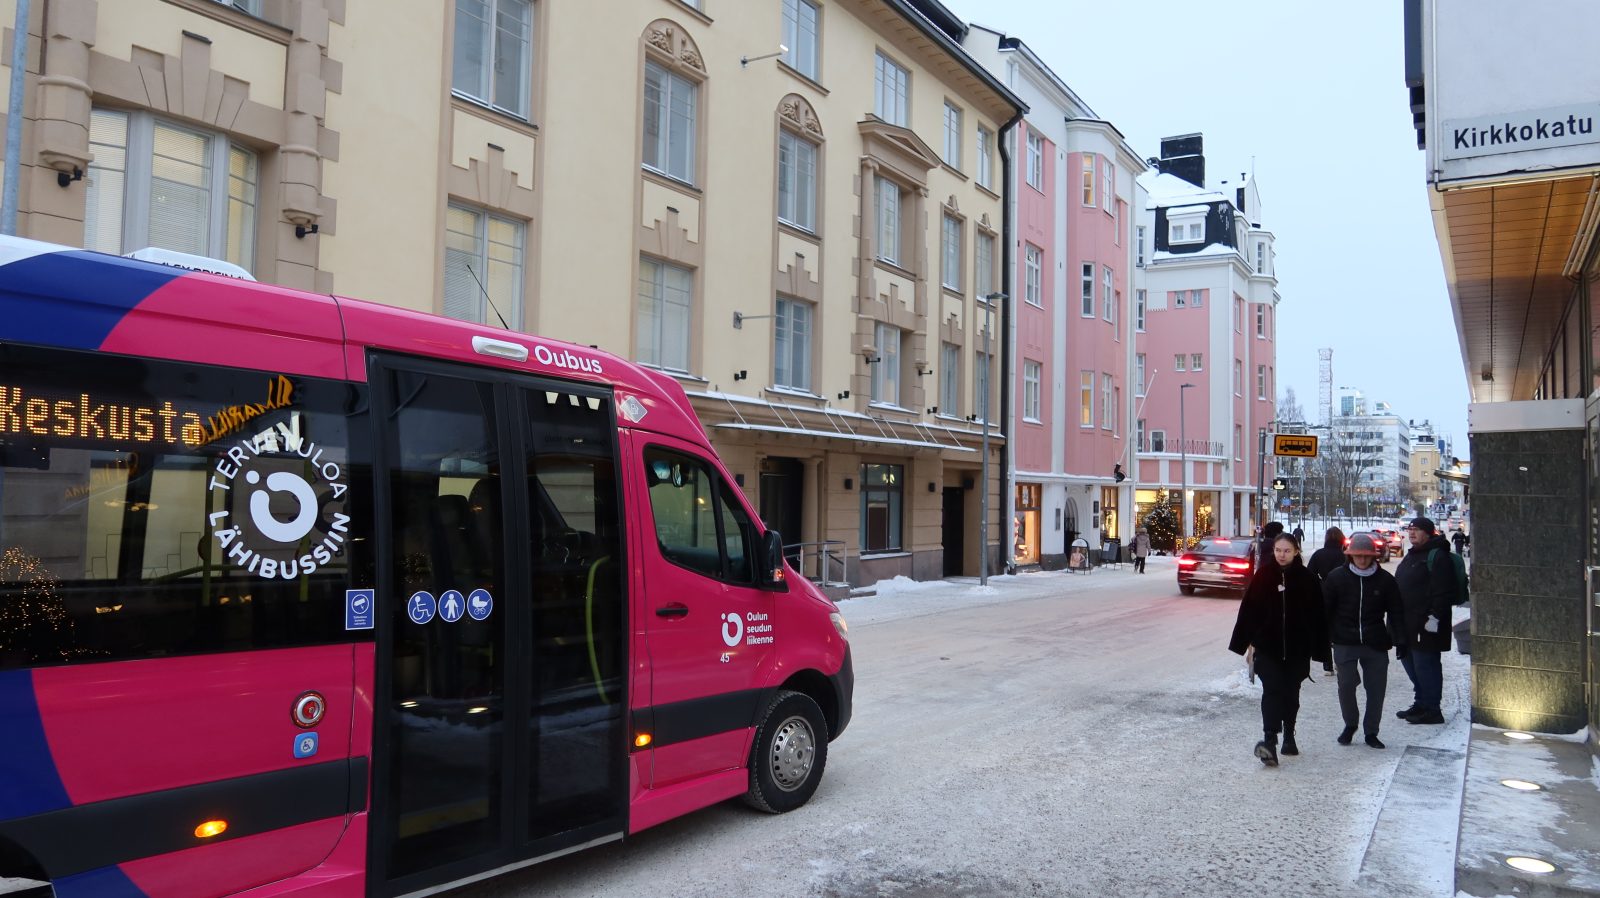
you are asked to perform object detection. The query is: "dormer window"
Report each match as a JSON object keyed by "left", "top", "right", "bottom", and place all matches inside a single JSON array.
[{"left": 1167, "top": 205, "right": 1205, "bottom": 245}]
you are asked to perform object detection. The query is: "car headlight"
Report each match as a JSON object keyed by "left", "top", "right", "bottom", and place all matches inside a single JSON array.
[{"left": 830, "top": 611, "right": 848, "bottom": 639}]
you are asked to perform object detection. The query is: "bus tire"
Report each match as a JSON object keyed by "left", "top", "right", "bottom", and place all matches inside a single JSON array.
[{"left": 744, "top": 689, "right": 828, "bottom": 813}]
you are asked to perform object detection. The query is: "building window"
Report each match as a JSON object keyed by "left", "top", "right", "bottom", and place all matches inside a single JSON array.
[
  {"left": 444, "top": 202, "right": 525, "bottom": 329},
  {"left": 1135, "top": 289, "right": 1146, "bottom": 331},
  {"left": 1137, "top": 418, "right": 1147, "bottom": 452},
  {"left": 1101, "top": 373, "right": 1114, "bottom": 430},
  {"left": 1174, "top": 354, "right": 1185, "bottom": 372},
  {"left": 1234, "top": 297, "right": 1244, "bottom": 332},
  {"left": 643, "top": 60, "right": 698, "bottom": 183},
  {"left": 1136, "top": 354, "right": 1146, "bottom": 396},
  {"left": 85, "top": 109, "right": 259, "bottom": 273},
  {"left": 1023, "top": 361, "right": 1041, "bottom": 422},
  {"left": 874, "top": 52, "right": 909, "bottom": 126},
  {"left": 1150, "top": 429, "right": 1165, "bottom": 453},
  {"left": 875, "top": 175, "right": 902, "bottom": 265},
  {"left": 943, "top": 102, "right": 962, "bottom": 169},
  {"left": 976, "top": 231, "right": 995, "bottom": 298},
  {"left": 940, "top": 342, "right": 960, "bottom": 416},
  {"left": 1174, "top": 290, "right": 1186, "bottom": 308},
  {"left": 1079, "top": 371, "right": 1093, "bottom": 428},
  {"left": 1026, "top": 131, "right": 1043, "bottom": 189},
  {"left": 777, "top": 130, "right": 817, "bottom": 231},
  {"left": 221, "top": 0, "right": 262, "bottom": 13},
  {"left": 1024, "top": 243, "right": 1042, "bottom": 307},
  {"left": 942, "top": 214, "right": 963, "bottom": 290},
  {"left": 1080, "top": 263, "right": 1094, "bottom": 317},
  {"left": 1256, "top": 241, "right": 1266, "bottom": 274},
  {"left": 452, "top": 0, "right": 533, "bottom": 118},
  {"left": 774, "top": 296, "right": 813, "bottom": 391},
  {"left": 1136, "top": 225, "right": 1146, "bottom": 267},
  {"left": 781, "top": 0, "right": 819, "bottom": 80},
  {"left": 637, "top": 257, "right": 693, "bottom": 371},
  {"left": 1234, "top": 359, "right": 1242, "bottom": 396},
  {"left": 1256, "top": 304, "right": 1265, "bottom": 338},
  {"left": 1081, "top": 155, "right": 1095, "bottom": 206},
  {"left": 1102, "top": 267, "right": 1114, "bottom": 322},
  {"left": 976, "top": 126, "right": 993, "bottom": 189},
  {"left": 872, "top": 322, "right": 901, "bottom": 406},
  {"left": 860, "top": 463, "right": 903, "bottom": 552},
  {"left": 1236, "top": 425, "right": 1243, "bottom": 460},
  {"left": 1191, "top": 353, "right": 1203, "bottom": 372},
  {"left": 1257, "top": 364, "right": 1267, "bottom": 400},
  {"left": 1101, "top": 159, "right": 1113, "bottom": 216},
  {"left": 975, "top": 350, "right": 991, "bottom": 422},
  {"left": 1191, "top": 289, "right": 1204, "bottom": 308},
  {"left": 1169, "top": 216, "right": 1203, "bottom": 244}
]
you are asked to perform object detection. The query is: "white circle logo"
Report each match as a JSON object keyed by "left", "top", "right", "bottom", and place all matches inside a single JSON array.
[
  {"left": 206, "top": 420, "right": 351, "bottom": 581},
  {"left": 720, "top": 612, "right": 743, "bottom": 647}
]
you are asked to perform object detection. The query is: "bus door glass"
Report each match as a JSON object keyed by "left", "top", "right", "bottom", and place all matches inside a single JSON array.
[{"left": 636, "top": 439, "right": 775, "bottom": 786}]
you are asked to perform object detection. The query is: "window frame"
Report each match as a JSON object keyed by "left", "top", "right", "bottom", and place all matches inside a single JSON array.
[
  {"left": 942, "top": 101, "right": 963, "bottom": 169},
  {"left": 1079, "top": 370, "right": 1094, "bottom": 428},
  {"left": 976, "top": 126, "right": 993, "bottom": 189},
  {"left": 1257, "top": 364, "right": 1267, "bottom": 400},
  {"left": 875, "top": 175, "right": 904, "bottom": 266},
  {"left": 1135, "top": 289, "right": 1146, "bottom": 332},
  {"left": 1234, "top": 359, "right": 1243, "bottom": 396},
  {"left": 1150, "top": 429, "right": 1166, "bottom": 453},
  {"left": 874, "top": 51, "right": 910, "bottom": 127},
  {"left": 1191, "top": 353, "right": 1203, "bottom": 372},
  {"left": 1190, "top": 289, "right": 1203, "bottom": 309},
  {"left": 941, "top": 213, "right": 964, "bottom": 291},
  {"left": 443, "top": 200, "right": 527, "bottom": 329},
  {"left": 1024, "top": 243, "right": 1043, "bottom": 308},
  {"left": 1023, "top": 360, "right": 1042, "bottom": 423},
  {"left": 773, "top": 295, "right": 814, "bottom": 392},
  {"left": 1101, "top": 373, "right": 1114, "bottom": 430},
  {"left": 451, "top": 0, "right": 534, "bottom": 120},
  {"left": 636, "top": 255, "right": 695, "bottom": 373},
  {"left": 975, "top": 229, "right": 996, "bottom": 299},
  {"left": 1135, "top": 354, "right": 1146, "bottom": 397},
  {"left": 1081, "top": 154, "right": 1095, "bottom": 206},
  {"left": 642, "top": 58, "right": 700, "bottom": 185},
  {"left": 872, "top": 321, "right": 902, "bottom": 407},
  {"left": 974, "top": 349, "right": 991, "bottom": 423},
  {"left": 1080, "top": 263, "right": 1094, "bottom": 317},
  {"left": 1136, "top": 225, "right": 1146, "bottom": 267},
  {"left": 1255, "top": 304, "right": 1266, "bottom": 338},
  {"left": 1026, "top": 131, "right": 1044, "bottom": 190},
  {"left": 1174, "top": 354, "right": 1186, "bottom": 373},
  {"left": 781, "top": 0, "right": 820, "bottom": 81},
  {"left": 940, "top": 342, "right": 960, "bottom": 417},
  {"left": 1101, "top": 266, "right": 1114, "bottom": 323},
  {"left": 1168, "top": 213, "right": 1204, "bottom": 245},
  {"left": 1101, "top": 159, "right": 1113, "bottom": 217},
  {"left": 860, "top": 462, "right": 905, "bottom": 553},
  {"left": 776, "top": 128, "right": 819, "bottom": 232}
]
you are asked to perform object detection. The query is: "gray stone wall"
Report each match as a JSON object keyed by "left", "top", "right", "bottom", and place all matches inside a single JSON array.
[{"left": 1468, "top": 429, "right": 1587, "bottom": 733}]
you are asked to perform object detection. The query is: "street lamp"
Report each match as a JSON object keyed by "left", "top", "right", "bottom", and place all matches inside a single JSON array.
[
  {"left": 980, "top": 292, "right": 1005, "bottom": 586},
  {"left": 1179, "top": 382, "right": 1195, "bottom": 543}
]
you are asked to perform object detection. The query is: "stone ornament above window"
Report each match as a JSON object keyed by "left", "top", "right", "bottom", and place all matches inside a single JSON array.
[
  {"left": 645, "top": 21, "right": 706, "bottom": 73},
  {"left": 779, "top": 94, "right": 824, "bottom": 137}
]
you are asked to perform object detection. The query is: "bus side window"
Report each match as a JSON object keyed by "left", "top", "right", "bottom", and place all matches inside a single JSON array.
[
  {"left": 644, "top": 449, "right": 726, "bottom": 580},
  {"left": 718, "top": 481, "right": 757, "bottom": 584}
]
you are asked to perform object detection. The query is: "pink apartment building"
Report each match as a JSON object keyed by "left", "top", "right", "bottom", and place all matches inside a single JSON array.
[
  {"left": 962, "top": 28, "right": 1145, "bottom": 568},
  {"left": 1134, "top": 135, "right": 1280, "bottom": 546}
]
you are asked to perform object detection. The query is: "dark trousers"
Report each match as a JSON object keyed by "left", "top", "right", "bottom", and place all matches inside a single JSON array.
[
  {"left": 1333, "top": 644, "right": 1388, "bottom": 735},
  {"left": 1400, "top": 649, "right": 1443, "bottom": 711},
  {"left": 1254, "top": 654, "right": 1309, "bottom": 737},
  {"left": 1133, "top": 555, "right": 1146, "bottom": 573}
]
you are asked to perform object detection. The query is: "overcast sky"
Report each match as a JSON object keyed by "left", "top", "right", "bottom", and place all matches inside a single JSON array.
[{"left": 940, "top": 0, "right": 1472, "bottom": 454}]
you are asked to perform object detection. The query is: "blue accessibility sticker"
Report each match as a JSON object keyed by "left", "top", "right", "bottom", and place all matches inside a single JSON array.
[
  {"left": 407, "top": 591, "right": 437, "bottom": 625},
  {"left": 346, "top": 589, "right": 375, "bottom": 631},
  {"left": 439, "top": 589, "right": 465, "bottom": 623},
  {"left": 467, "top": 588, "right": 493, "bottom": 621},
  {"left": 293, "top": 732, "right": 319, "bottom": 759}
]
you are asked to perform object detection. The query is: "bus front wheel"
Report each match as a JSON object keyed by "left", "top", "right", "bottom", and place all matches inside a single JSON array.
[{"left": 744, "top": 690, "right": 828, "bottom": 813}]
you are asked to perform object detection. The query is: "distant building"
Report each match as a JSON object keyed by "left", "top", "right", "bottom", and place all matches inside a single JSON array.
[{"left": 1133, "top": 134, "right": 1280, "bottom": 539}]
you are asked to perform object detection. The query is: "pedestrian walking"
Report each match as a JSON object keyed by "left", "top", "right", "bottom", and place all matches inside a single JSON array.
[
  {"left": 1306, "top": 527, "right": 1346, "bottom": 583},
  {"left": 1255, "top": 521, "right": 1284, "bottom": 571},
  {"left": 1321, "top": 533, "right": 1407, "bottom": 749},
  {"left": 1292, "top": 525, "right": 1305, "bottom": 546},
  {"left": 1393, "top": 517, "right": 1455, "bottom": 725},
  {"left": 1451, "top": 528, "right": 1469, "bottom": 556},
  {"left": 1229, "top": 533, "right": 1330, "bottom": 766},
  {"left": 1132, "top": 528, "right": 1151, "bottom": 574}
]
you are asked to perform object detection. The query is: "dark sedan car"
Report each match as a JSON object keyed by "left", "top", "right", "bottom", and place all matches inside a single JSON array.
[{"left": 1177, "top": 537, "right": 1255, "bottom": 596}]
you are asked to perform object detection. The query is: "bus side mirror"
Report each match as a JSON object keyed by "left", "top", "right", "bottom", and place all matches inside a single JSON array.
[{"left": 761, "top": 529, "right": 786, "bottom": 587}]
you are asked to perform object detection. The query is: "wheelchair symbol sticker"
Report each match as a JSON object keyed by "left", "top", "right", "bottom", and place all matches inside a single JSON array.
[
  {"left": 467, "top": 588, "right": 493, "bottom": 621},
  {"left": 439, "top": 590, "right": 465, "bottom": 623},
  {"left": 293, "top": 732, "right": 319, "bottom": 759},
  {"left": 408, "top": 591, "right": 437, "bottom": 625}
]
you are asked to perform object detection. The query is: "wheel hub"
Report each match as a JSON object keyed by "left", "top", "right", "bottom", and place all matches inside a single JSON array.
[{"left": 769, "top": 715, "right": 815, "bottom": 792}]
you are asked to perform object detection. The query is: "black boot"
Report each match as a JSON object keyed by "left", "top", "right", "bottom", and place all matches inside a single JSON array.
[
  {"left": 1337, "top": 725, "right": 1356, "bottom": 745},
  {"left": 1280, "top": 730, "right": 1299, "bottom": 756},
  {"left": 1395, "top": 704, "right": 1421, "bottom": 720},
  {"left": 1365, "top": 733, "right": 1386, "bottom": 749},
  {"left": 1254, "top": 734, "right": 1279, "bottom": 767}
]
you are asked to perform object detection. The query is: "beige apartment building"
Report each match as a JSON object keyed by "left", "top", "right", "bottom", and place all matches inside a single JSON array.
[{"left": 0, "top": 0, "right": 1023, "bottom": 586}]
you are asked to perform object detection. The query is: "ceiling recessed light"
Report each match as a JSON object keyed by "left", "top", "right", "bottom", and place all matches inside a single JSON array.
[
  {"left": 1504, "top": 856, "right": 1558, "bottom": 875},
  {"left": 1503, "top": 731, "right": 1536, "bottom": 741},
  {"left": 1499, "top": 779, "right": 1543, "bottom": 792}
]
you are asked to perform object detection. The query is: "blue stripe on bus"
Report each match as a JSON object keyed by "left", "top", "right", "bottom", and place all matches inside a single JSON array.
[
  {"left": 0, "top": 669, "right": 71, "bottom": 821},
  {"left": 0, "top": 250, "right": 181, "bottom": 350},
  {"left": 50, "top": 865, "right": 149, "bottom": 898}
]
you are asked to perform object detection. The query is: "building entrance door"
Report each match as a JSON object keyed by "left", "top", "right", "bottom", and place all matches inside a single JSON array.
[
  {"left": 759, "top": 456, "right": 804, "bottom": 566},
  {"left": 942, "top": 487, "right": 965, "bottom": 576}
]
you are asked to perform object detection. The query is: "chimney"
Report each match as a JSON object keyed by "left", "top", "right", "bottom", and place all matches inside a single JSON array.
[{"left": 1156, "top": 133, "right": 1205, "bottom": 188}]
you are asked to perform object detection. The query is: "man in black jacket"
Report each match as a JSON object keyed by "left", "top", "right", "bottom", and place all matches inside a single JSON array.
[
  {"left": 1322, "top": 533, "right": 1407, "bottom": 747},
  {"left": 1392, "top": 517, "right": 1456, "bottom": 724}
]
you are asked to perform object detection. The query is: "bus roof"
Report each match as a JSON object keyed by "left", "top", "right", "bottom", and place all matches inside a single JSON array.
[{"left": 0, "top": 235, "right": 710, "bottom": 447}]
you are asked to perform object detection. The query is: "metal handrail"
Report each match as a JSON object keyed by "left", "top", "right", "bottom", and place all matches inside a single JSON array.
[{"left": 783, "top": 539, "right": 849, "bottom": 586}]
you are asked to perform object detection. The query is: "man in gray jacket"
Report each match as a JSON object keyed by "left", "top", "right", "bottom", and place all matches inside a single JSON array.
[{"left": 1321, "top": 533, "right": 1407, "bottom": 747}]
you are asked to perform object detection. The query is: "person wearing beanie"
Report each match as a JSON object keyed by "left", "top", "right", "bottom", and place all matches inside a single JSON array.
[
  {"left": 1321, "top": 533, "right": 1407, "bottom": 748},
  {"left": 1307, "top": 526, "right": 1347, "bottom": 583},
  {"left": 1393, "top": 517, "right": 1455, "bottom": 724},
  {"left": 1229, "top": 532, "right": 1329, "bottom": 766}
]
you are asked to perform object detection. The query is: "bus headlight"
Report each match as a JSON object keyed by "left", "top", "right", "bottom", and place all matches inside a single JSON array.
[{"left": 830, "top": 612, "right": 848, "bottom": 638}]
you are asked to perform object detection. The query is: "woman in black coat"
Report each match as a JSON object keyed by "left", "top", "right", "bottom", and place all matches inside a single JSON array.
[
  {"left": 1306, "top": 526, "right": 1346, "bottom": 583},
  {"left": 1229, "top": 533, "right": 1330, "bottom": 766}
]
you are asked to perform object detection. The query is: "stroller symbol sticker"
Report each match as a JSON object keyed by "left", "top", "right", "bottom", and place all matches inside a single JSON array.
[
  {"left": 408, "top": 591, "right": 437, "bottom": 625},
  {"left": 467, "top": 589, "right": 493, "bottom": 621}
]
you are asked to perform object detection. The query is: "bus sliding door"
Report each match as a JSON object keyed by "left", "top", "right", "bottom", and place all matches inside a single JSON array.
[{"left": 368, "top": 356, "right": 626, "bottom": 896}]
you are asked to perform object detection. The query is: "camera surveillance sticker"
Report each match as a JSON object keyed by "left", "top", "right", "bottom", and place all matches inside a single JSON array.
[{"left": 205, "top": 417, "right": 350, "bottom": 580}]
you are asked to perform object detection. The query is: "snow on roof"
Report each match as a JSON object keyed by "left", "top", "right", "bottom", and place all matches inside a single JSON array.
[
  {"left": 1165, "top": 204, "right": 1210, "bottom": 218},
  {"left": 1151, "top": 243, "right": 1242, "bottom": 261},
  {"left": 1137, "top": 171, "right": 1229, "bottom": 208}
]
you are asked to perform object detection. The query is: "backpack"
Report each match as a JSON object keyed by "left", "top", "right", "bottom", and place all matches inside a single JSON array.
[{"left": 1427, "top": 547, "right": 1470, "bottom": 605}]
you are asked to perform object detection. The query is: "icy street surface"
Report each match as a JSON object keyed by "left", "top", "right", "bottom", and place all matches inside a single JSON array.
[{"left": 463, "top": 556, "right": 1472, "bottom": 898}]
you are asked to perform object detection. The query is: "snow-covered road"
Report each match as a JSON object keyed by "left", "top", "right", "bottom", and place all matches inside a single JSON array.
[{"left": 465, "top": 558, "right": 1471, "bottom": 897}]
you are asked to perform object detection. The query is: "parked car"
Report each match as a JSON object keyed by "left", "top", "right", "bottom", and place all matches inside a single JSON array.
[
  {"left": 1368, "top": 529, "right": 1395, "bottom": 563},
  {"left": 1177, "top": 537, "right": 1255, "bottom": 596},
  {"left": 1385, "top": 528, "right": 1406, "bottom": 558}
]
